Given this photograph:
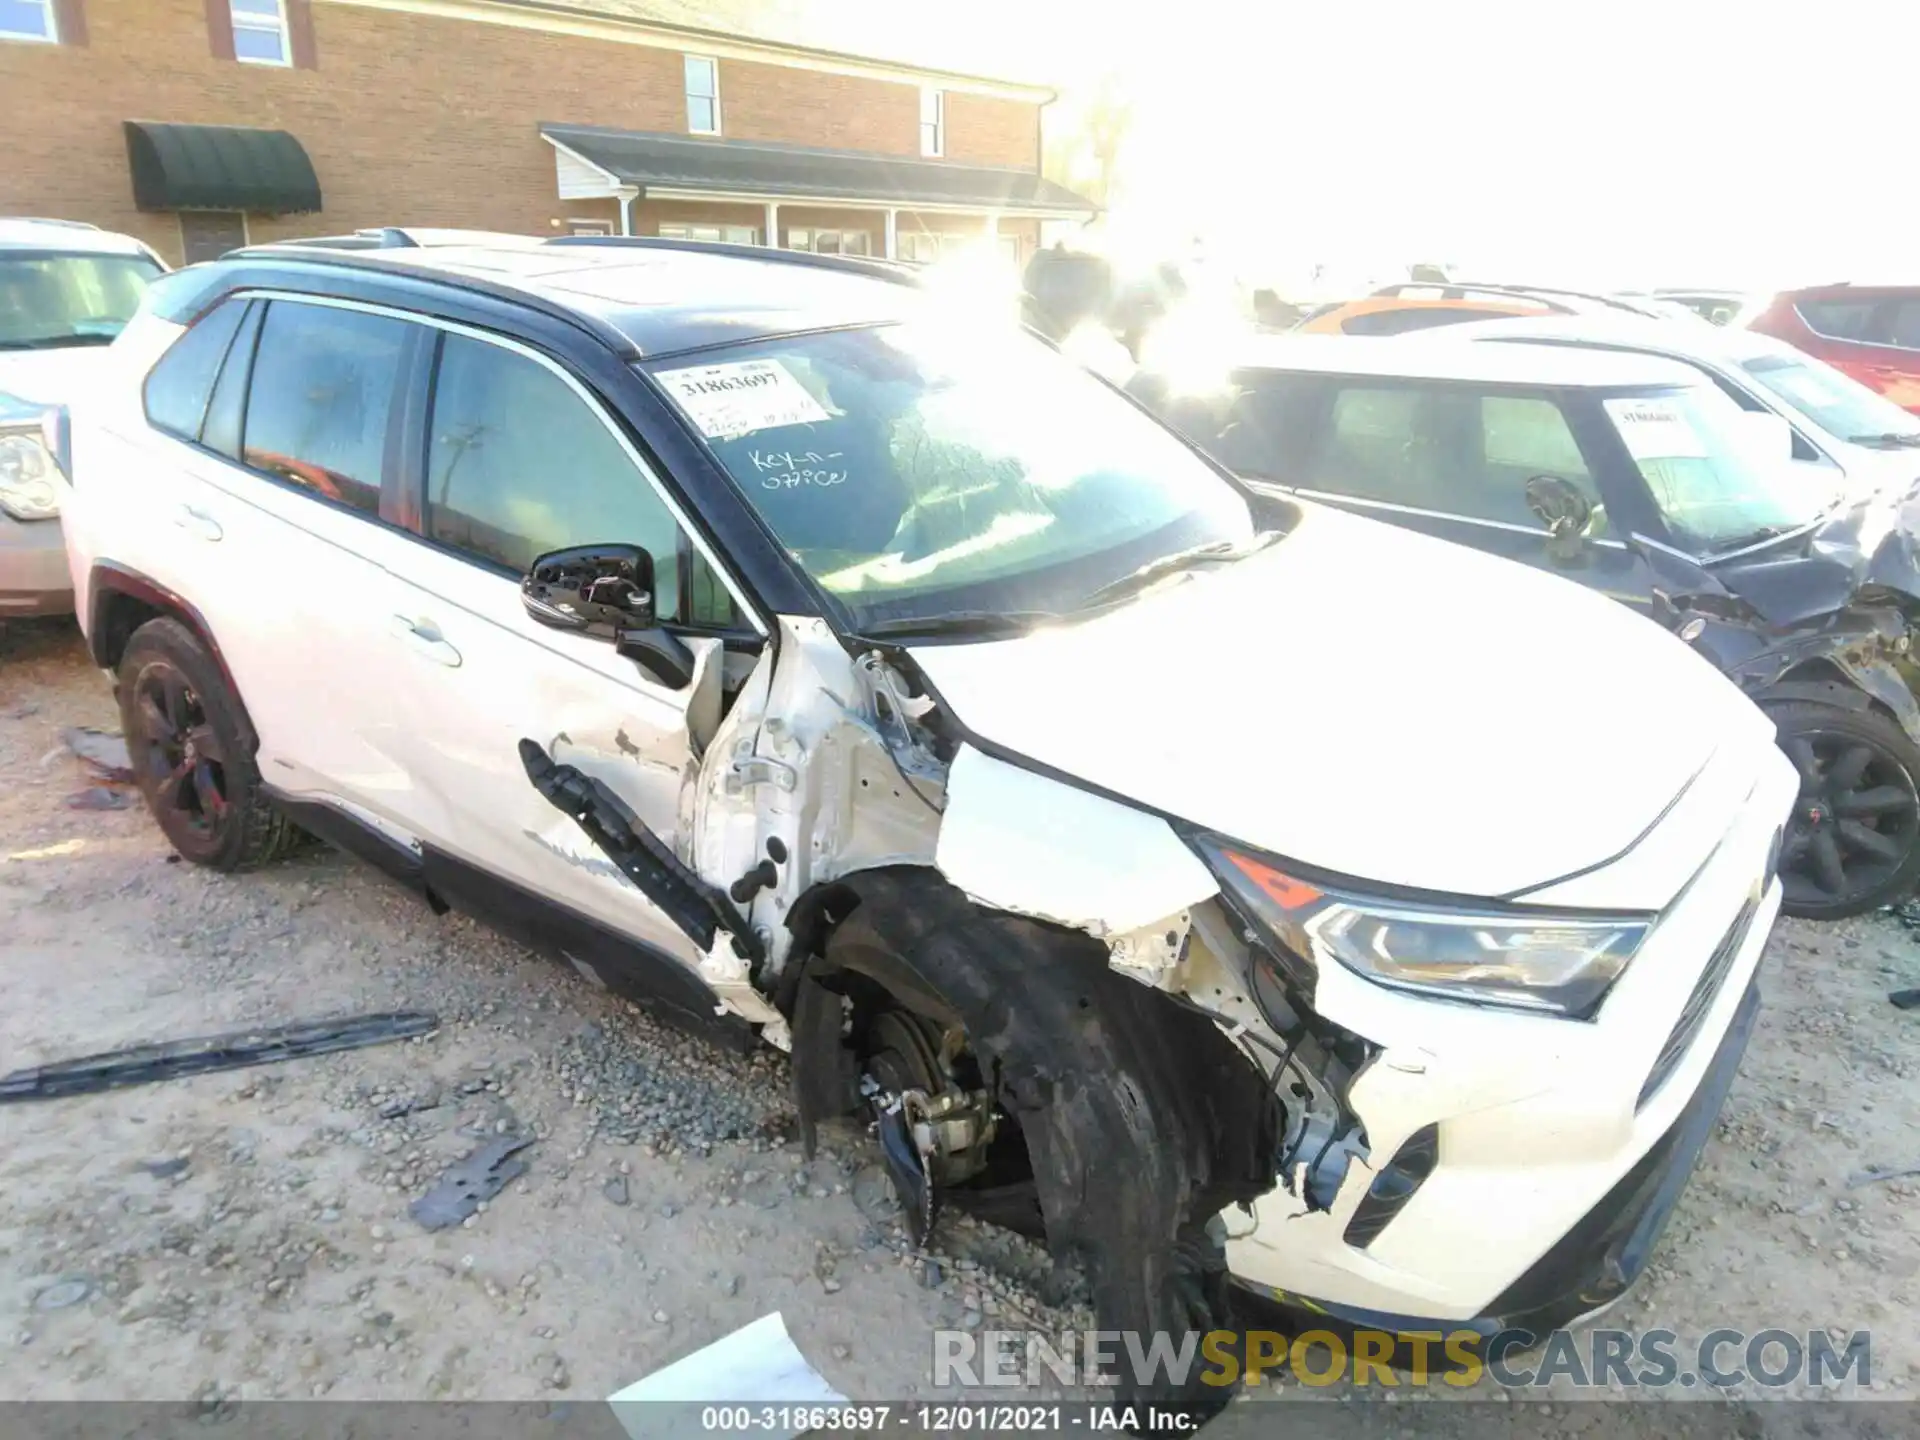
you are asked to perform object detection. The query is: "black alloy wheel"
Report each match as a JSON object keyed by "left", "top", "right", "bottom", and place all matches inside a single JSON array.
[
  {"left": 1769, "top": 702, "right": 1920, "bottom": 920},
  {"left": 115, "top": 617, "right": 301, "bottom": 871},
  {"left": 131, "top": 662, "right": 231, "bottom": 852}
]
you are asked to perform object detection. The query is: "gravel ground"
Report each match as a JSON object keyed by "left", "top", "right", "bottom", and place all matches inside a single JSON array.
[{"left": 2, "top": 615, "right": 1917, "bottom": 1433}]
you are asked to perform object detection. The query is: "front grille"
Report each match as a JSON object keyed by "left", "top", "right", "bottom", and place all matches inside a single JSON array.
[{"left": 1636, "top": 893, "right": 1757, "bottom": 1111}]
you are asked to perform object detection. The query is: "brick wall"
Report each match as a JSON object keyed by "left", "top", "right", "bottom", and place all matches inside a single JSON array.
[{"left": 0, "top": 0, "right": 1048, "bottom": 265}]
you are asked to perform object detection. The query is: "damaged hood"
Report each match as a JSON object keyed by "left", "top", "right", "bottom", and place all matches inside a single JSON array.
[
  {"left": 1658, "top": 475, "right": 1920, "bottom": 627},
  {"left": 0, "top": 347, "right": 112, "bottom": 409},
  {"left": 908, "top": 502, "right": 1761, "bottom": 904}
]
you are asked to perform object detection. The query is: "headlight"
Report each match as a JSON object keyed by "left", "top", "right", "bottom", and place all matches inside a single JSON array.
[
  {"left": 1198, "top": 837, "right": 1650, "bottom": 1018},
  {"left": 0, "top": 430, "right": 60, "bottom": 520}
]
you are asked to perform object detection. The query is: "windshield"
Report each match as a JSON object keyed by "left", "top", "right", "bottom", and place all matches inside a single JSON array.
[
  {"left": 1739, "top": 352, "right": 1920, "bottom": 445},
  {"left": 1603, "top": 386, "right": 1843, "bottom": 556},
  {"left": 648, "top": 322, "right": 1253, "bottom": 629},
  {"left": 0, "top": 252, "right": 164, "bottom": 349}
]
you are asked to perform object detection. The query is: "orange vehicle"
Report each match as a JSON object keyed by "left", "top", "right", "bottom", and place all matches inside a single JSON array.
[{"left": 1293, "top": 282, "right": 1685, "bottom": 337}]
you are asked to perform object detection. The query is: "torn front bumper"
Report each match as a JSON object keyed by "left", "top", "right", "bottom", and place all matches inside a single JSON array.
[
  {"left": 0, "top": 513, "right": 72, "bottom": 617},
  {"left": 1233, "top": 976, "right": 1760, "bottom": 1344}
]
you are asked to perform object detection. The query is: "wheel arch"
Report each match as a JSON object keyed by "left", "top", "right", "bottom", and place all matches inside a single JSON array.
[{"left": 88, "top": 562, "right": 259, "bottom": 753}]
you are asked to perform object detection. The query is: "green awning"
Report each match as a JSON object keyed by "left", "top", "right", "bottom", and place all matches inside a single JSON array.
[{"left": 123, "top": 121, "right": 322, "bottom": 216}]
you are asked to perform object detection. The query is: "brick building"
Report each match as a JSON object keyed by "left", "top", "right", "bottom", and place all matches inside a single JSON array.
[{"left": 0, "top": 0, "right": 1093, "bottom": 265}]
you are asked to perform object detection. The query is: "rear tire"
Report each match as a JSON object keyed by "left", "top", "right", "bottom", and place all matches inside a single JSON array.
[
  {"left": 117, "top": 617, "right": 300, "bottom": 871},
  {"left": 1766, "top": 700, "right": 1920, "bottom": 920}
]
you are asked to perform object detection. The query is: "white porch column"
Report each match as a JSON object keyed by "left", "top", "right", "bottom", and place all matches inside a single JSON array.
[
  {"left": 983, "top": 212, "right": 999, "bottom": 239},
  {"left": 616, "top": 187, "right": 637, "bottom": 236},
  {"left": 764, "top": 200, "right": 779, "bottom": 248},
  {"left": 884, "top": 208, "right": 898, "bottom": 260}
]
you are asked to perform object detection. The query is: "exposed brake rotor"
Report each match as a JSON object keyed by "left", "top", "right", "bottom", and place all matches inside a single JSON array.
[{"left": 861, "top": 1009, "right": 996, "bottom": 1249}]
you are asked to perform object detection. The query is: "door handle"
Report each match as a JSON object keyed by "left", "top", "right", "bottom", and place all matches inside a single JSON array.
[
  {"left": 173, "top": 505, "right": 223, "bottom": 542},
  {"left": 388, "top": 615, "right": 462, "bottom": 668}
]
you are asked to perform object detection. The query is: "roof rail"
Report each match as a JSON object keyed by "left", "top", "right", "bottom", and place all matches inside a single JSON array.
[
  {"left": 1376, "top": 281, "right": 1677, "bottom": 318},
  {"left": 544, "top": 234, "right": 928, "bottom": 288},
  {"left": 208, "top": 248, "right": 646, "bottom": 358},
  {"left": 1370, "top": 282, "right": 1581, "bottom": 314},
  {"left": 2, "top": 217, "right": 104, "bottom": 231}
]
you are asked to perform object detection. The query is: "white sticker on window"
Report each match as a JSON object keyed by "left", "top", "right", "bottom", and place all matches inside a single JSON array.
[
  {"left": 1604, "top": 398, "right": 1709, "bottom": 461},
  {"left": 657, "top": 359, "right": 832, "bottom": 440}
]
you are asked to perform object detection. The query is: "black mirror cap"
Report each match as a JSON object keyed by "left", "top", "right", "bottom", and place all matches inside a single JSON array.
[{"left": 523, "top": 544, "right": 657, "bottom": 637}]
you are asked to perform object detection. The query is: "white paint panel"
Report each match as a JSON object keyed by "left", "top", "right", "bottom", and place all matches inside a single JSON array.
[
  {"left": 553, "top": 144, "right": 615, "bottom": 199},
  {"left": 934, "top": 745, "right": 1218, "bottom": 937}
]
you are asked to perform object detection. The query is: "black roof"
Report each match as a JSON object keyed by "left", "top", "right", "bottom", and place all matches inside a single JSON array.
[
  {"left": 542, "top": 123, "right": 1095, "bottom": 217},
  {"left": 211, "top": 236, "right": 936, "bottom": 357}
]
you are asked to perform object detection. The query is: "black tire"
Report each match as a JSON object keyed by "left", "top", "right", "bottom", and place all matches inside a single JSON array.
[
  {"left": 116, "top": 617, "right": 300, "bottom": 871},
  {"left": 822, "top": 872, "right": 1277, "bottom": 1425},
  {"left": 1766, "top": 700, "right": 1920, "bottom": 920}
]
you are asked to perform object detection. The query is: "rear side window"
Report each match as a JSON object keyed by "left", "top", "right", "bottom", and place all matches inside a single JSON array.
[
  {"left": 143, "top": 299, "right": 249, "bottom": 442},
  {"left": 1306, "top": 384, "right": 1607, "bottom": 532},
  {"left": 242, "top": 301, "right": 408, "bottom": 516},
  {"left": 1796, "top": 298, "right": 1884, "bottom": 342}
]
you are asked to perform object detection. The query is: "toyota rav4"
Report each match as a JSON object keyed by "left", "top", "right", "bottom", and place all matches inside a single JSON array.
[{"left": 61, "top": 239, "right": 1794, "bottom": 1411}]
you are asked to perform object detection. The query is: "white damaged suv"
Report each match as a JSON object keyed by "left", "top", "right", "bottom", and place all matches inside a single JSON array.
[{"left": 61, "top": 238, "right": 1795, "bottom": 1409}]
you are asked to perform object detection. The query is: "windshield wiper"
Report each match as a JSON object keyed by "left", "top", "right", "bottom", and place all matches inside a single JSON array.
[
  {"left": 1077, "top": 530, "right": 1286, "bottom": 610},
  {"left": 852, "top": 610, "right": 1065, "bottom": 642},
  {"left": 1848, "top": 430, "right": 1920, "bottom": 449}
]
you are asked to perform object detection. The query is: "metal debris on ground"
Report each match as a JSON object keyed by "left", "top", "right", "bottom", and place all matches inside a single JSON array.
[
  {"left": 1849, "top": 1161, "right": 1920, "bottom": 1190},
  {"left": 33, "top": 1278, "right": 92, "bottom": 1312},
  {"left": 410, "top": 1135, "right": 535, "bottom": 1231},
  {"left": 61, "top": 726, "right": 135, "bottom": 783},
  {"left": 65, "top": 786, "right": 135, "bottom": 811},
  {"left": 1891, "top": 988, "right": 1920, "bottom": 1011},
  {"left": 0, "top": 1012, "right": 439, "bottom": 1102}
]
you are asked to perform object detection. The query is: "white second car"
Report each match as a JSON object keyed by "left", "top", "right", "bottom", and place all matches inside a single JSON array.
[
  {"left": 1, "top": 218, "right": 166, "bottom": 619},
  {"left": 60, "top": 238, "right": 1794, "bottom": 1413}
]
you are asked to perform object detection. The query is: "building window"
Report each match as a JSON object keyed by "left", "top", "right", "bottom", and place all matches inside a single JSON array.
[
  {"left": 920, "top": 88, "right": 944, "bottom": 157},
  {"left": 567, "top": 219, "right": 613, "bottom": 237},
  {"left": 660, "top": 224, "right": 758, "bottom": 245},
  {"left": 786, "top": 228, "right": 870, "bottom": 256},
  {"left": 231, "top": 0, "right": 290, "bottom": 65},
  {"left": 685, "top": 55, "right": 720, "bottom": 135},
  {"left": 0, "top": 0, "right": 57, "bottom": 42},
  {"left": 179, "top": 212, "right": 249, "bottom": 265}
]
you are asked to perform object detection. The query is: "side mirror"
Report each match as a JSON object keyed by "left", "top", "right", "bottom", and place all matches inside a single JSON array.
[
  {"left": 522, "top": 544, "right": 694, "bottom": 690},
  {"left": 1524, "top": 475, "right": 1596, "bottom": 564},
  {"left": 523, "top": 544, "right": 656, "bottom": 635}
]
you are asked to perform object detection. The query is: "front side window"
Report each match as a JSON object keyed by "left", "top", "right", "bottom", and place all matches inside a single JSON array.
[
  {"left": 920, "top": 88, "right": 944, "bottom": 157},
  {"left": 143, "top": 298, "right": 250, "bottom": 442},
  {"left": 649, "top": 323, "right": 1252, "bottom": 629},
  {"left": 230, "top": 0, "right": 289, "bottom": 63},
  {"left": 0, "top": 0, "right": 55, "bottom": 41},
  {"left": 1602, "top": 385, "right": 1841, "bottom": 555},
  {"left": 685, "top": 55, "right": 720, "bottom": 134},
  {"left": 1303, "top": 384, "right": 1608, "bottom": 531},
  {"left": 0, "top": 251, "right": 163, "bottom": 350},
  {"left": 1740, "top": 351, "right": 1920, "bottom": 445},
  {"left": 242, "top": 301, "right": 408, "bottom": 516},
  {"left": 425, "top": 334, "right": 718, "bottom": 622}
]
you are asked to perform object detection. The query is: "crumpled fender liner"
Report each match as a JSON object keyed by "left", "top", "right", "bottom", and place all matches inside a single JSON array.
[
  {"left": 1754, "top": 668, "right": 1920, "bottom": 744},
  {"left": 794, "top": 867, "right": 1282, "bottom": 1415}
]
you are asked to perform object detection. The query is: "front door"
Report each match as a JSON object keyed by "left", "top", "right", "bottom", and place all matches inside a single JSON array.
[{"left": 373, "top": 323, "right": 752, "bottom": 972}]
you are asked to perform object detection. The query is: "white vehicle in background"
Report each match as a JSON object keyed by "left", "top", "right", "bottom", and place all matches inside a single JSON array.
[
  {"left": 1461, "top": 312, "right": 1920, "bottom": 489},
  {"left": 0, "top": 219, "right": 166, "bottom": 619}
]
